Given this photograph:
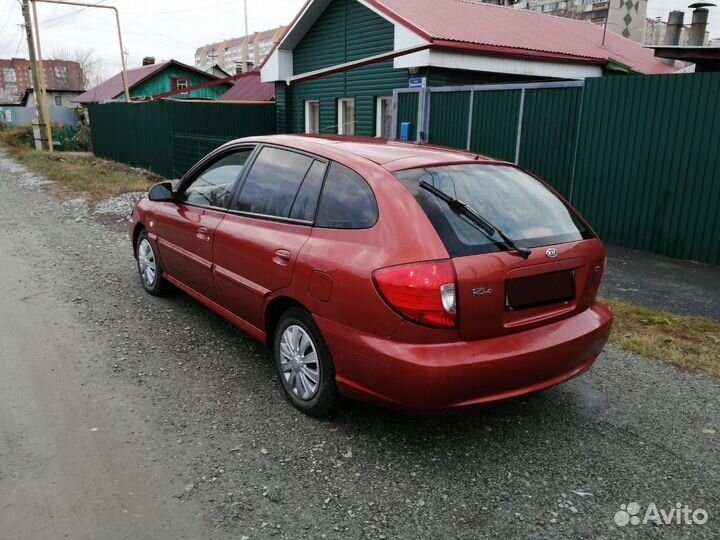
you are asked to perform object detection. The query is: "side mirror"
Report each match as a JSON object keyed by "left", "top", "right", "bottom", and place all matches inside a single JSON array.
[{"left": 148, "top": 181, "right": 175, "bottom": 203}]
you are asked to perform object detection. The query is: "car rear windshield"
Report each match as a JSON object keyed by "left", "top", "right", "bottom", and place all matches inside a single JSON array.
[{"left": 395, "top": 164, "right": 593, "bottom": 257}]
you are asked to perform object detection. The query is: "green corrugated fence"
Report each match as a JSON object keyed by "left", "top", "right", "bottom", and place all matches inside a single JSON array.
[
  {"left": 87, "top": 100, "right": 276, "bottom": 178},
  {"left": 572, "top": 73, "right": 720, "bottom": 265},
  {"left": 406, "top": 72, "right": 720, "bottom": 266},
  {"left": 469, "top": 89, "right": 523, "bottom": 163},
  {"left": 519, "top": 86, "right": 584, "bottom": 198}
]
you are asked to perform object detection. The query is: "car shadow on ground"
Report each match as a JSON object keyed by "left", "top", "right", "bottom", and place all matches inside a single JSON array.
[{"left": 130, "top": 282, "right": 717, "bottom": 540}]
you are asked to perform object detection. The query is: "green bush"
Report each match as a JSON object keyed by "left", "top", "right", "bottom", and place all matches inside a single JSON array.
[{"left": 55, "top": 124, "right": 92, "bottom": 152}]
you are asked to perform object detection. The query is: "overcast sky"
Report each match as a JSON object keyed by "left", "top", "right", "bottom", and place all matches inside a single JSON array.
[
  {"left": 0, "top": 0, "right": 717, "bottom": 81},
  {"left": 0, "top": 0, "right": 306, "bottom": 78}
]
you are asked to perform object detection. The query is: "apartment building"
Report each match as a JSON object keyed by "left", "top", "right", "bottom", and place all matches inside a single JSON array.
[
  {"left": 0, "top": 58, "right": 84, "bottom": 106},
  {"left": 510, "top": 0, "right": 648, "bottom": 43},
  {"left": 508, "top": 0, "right": 711, "bottom": 46},
  {"left": 195, "top": 27, "right": 286, "bottom": 75}
]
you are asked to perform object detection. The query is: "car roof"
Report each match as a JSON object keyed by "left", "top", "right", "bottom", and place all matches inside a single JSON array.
[{"left": 239, "top": 135, "right": 503, "bottom": 172}]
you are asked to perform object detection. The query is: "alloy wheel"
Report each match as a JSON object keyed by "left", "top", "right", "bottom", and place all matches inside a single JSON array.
[
  {"left": 137, "top": 238, "right": 157, "bottom": 287},
  {"left": 279, "top": 325, "right": 321, "bottom": 401}
]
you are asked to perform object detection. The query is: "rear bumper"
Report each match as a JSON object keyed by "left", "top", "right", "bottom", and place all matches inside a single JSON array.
[{"left": 316, "top": 303, "right": 612, "bottom": 412}]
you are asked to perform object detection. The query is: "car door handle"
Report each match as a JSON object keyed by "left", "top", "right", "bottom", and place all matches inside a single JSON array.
[
  {"left": 196, "top": 226, "right": 211, "bottom": 242},
  {"left": 273, "top": 249, "right": 292, "bottom": 266}
]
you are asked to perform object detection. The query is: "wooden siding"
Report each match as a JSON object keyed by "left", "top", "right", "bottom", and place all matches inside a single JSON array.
[
  {"left": 287, "top": 0, "right": 408, "bottom": 136},
  {"left": 121, "top": 66, "right": 228, "bottom": 101}
]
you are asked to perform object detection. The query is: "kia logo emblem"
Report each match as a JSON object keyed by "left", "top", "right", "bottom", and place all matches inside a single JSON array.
[{"left": 546, "top": 248, "right": 558, "bottom": 258}]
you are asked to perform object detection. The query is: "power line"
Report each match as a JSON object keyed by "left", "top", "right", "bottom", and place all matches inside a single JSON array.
[
  {"left": 72, "top": 9, "right": 201, "bottom": 52},
  {"left": 0, "top": 0, "right": 18, "bottom": 31},
  {"left": 14, "top": 24, "right": 24, "bottom": 56},
  {"left": 123, "top": 0, "right": 237, "bottom": 16},
  {"left": 40, "top": 0, "right": 108, "bottom": 28}
]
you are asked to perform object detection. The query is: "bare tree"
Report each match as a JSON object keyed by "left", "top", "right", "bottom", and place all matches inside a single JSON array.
[{"left": 52, "top": 47, "right": 107, "bottom": 89}]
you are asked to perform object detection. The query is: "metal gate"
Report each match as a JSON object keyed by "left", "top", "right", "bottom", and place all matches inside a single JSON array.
[
  {"left": 390, "top": 73, "right": 720, "bottom": 266},
  {"left": 392, "top": 81, "right": 585, "bottom": 197}
]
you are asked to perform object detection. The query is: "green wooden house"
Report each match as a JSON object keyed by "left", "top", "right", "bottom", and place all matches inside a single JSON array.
[
  {"left": 73, "top": 60, "right": 231, "bottom": 105},
  {"left": 261, "top": 0, "right": 676, "bottom": 139}
]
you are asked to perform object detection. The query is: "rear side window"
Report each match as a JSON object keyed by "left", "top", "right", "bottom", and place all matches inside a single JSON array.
[
  {"left": 234, "top": 147, "right": 315, "bottom": 218},
  {"left": 395, "top": 164, "right": 593, "bottom": 257},
  {"left": 289, "top": 160, "right": 326, "bottom": 221},
  {"left": 315, "top": 163, "right": 378, "bottom": 229}
]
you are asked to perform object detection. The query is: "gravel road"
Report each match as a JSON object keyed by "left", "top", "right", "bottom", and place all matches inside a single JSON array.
[{"left": 0, "top": 148, "right": 718, "bottom": 540}]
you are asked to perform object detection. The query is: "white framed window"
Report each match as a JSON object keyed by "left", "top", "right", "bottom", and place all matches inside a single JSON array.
[
  {"left": 176, "top": 79, "right": 189, "bottom": 91},
  {"left": 375, "top": 96, "right": 393, "bottom": 138},
  {"left": 338, "top": 98, "right": 355, "bottom": 135},
  {"left": 305, "top": 100, "right": 320, "bottom": 134}
]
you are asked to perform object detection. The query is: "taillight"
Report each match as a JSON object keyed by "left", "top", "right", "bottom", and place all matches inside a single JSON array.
[{"left": 372, "top": 260, "right": 457, "bottom": 329}]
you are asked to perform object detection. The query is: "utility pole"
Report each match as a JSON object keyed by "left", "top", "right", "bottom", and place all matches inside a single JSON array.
[
  {"left": 241, "top": 0, "right": 250, "bottom": 73},
  {"left": 601, "top": 6, "right": 609, "bottom": 46},
  {"left": 30, "top": 0, "right": 54, "bottom": 152},
  {"left": 21, "top": 0, "right": 51, "bottom": 151}
]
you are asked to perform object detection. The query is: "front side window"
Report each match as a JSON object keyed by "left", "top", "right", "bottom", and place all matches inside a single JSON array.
[
  {"left": 54, "top": 95, "right": 62, "bottom": 106},
  {"left": 305, "top": 100, "right": 320, "bottom": 134},
  {"left": 316, "top": 163, "right": 377, "bottom": 229},
  {"left": 233, "top": 147, "right": 318, "bottom": 219},
  {"left": 376, "top": 96, "right": 393, "bottom": 138},
  {"left": 338, "top": 98, "right": 355, "bottom": 135},
  {"left": 178, "top": 148, "right": 253, "bottom": 208},
  {"left": 395, "top": 164, "right": 592, "bottom": 257}
]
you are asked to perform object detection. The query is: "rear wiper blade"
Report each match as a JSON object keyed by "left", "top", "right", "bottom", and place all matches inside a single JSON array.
[{"left": 419, "top": 180, "right": 532, "bottom": 259}]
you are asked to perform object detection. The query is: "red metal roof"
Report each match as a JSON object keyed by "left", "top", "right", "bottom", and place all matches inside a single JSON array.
[
  {"left": 366, "top": 0, "right": 676, "bottom": 74},
  {"left": 219, "top": 72, "right": 275, "bottom": 101}
]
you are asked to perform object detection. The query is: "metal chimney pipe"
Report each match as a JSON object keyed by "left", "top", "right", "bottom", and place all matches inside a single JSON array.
[
  {"left": 662, "top": 11, "right": 684, "bottom": 66},
  {"left": 688, "top": 3, "right": 713, "bottom": 46}
]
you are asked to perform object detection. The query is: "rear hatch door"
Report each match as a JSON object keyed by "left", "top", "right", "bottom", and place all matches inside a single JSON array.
[
  {"left": 393, "top": 163, "right": 604, "bottom": 340},
  {"left": 453, "top": 240, "right": 605, "bottom": 341}
]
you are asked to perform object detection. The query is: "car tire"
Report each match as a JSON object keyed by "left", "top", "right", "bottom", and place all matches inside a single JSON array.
[
  {"left": 136, "top": 229, "right": 168, "bottom": 296},
  {"left": 274, "top": 307, "right": 342, "bottom": 417}
]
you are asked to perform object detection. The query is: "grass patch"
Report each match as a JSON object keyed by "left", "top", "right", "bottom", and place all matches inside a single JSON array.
[
  {"left": 0, "top": 128, "right": 161, "bottom": 201},
  {"left": 605, "top": 299, "right": 720, "bottom": 378}
]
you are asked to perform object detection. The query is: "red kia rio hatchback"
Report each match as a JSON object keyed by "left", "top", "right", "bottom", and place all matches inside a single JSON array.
[{"left": 130, "top": 135, "right": 612, "bottom": 416}]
